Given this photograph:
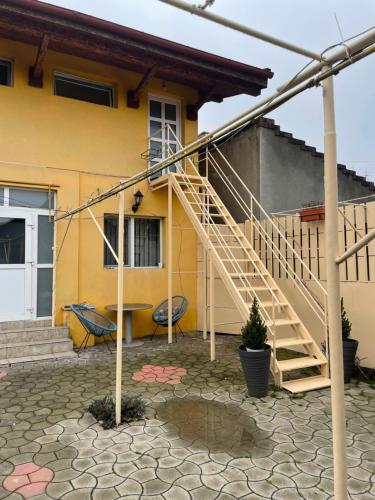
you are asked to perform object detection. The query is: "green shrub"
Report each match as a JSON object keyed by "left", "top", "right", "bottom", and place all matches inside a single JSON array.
[
  {"left": 241, "top": 297, "right": 268, "bottom": 350},
  {"left": 88, "top": 395, "right": 146, "bottom": 429},
  {"left": 341, "top": 298, "right": 352, "bottom": 341}
]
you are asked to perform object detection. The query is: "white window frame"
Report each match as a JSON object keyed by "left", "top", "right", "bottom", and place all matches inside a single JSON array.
[
  {"left": 53, "top": 71, "right": 115, "bottom": 107},
  {"left": 148, "top": 94, "right": 181, "bottom": 176},
  {"left": 104, "top": 216, "right": 163, "bottom": 269},
  {"left": 0, "top": 58, "right": 13, "bottom": 87}
]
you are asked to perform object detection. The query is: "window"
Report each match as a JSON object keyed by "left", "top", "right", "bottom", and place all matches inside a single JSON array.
[
  {"left": 54, "top": 72, "right": 114, "bottom": 107},
  {"left": 9, "top": 188, "right": 55, "bottom": 209},
  {"left": 104, "top": 216, "right": 161, "bottom": 268},
  {"left": 0, "top": 59, "right": 12, "bottom": 86}
]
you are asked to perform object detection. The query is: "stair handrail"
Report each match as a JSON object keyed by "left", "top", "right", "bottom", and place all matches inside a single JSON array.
[{"left": 206, "top": 150, "right": 325, "bottom": 325}]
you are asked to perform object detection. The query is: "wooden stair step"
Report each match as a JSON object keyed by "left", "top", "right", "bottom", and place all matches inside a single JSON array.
[
  {"left": 261, "top": 301, "right": 288, "bottom": 308},
  {"left": 243, "top": 287, "right": 278, "bottom": 295},
  {"left": 274, "top": 337, "right": 313, "bottom": 348},
  {"left": 230, "top": 272, "right": 267, "bottom": 278},
  {"left": 282, "top": 375, "right": 331, "bottom": 393},
  {"left": 277, "top": 356, "right": 326, "bottom": 372},
  {"left": 265, "top": 318, "right": 300, "bottom": 327},
  {"left": 223, "top": 258, "right": 254, "bottom": 262}
]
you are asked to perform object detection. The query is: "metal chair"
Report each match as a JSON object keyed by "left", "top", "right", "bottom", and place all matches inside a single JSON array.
[
  {"left": 71, "top": 303, "right": 117, "bottom": 355},
  {"left": 151, "top": 295, "right": 188, "bottom": 341}
]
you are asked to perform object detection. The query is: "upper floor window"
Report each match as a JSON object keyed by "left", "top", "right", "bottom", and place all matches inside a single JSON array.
[
  {"left": 53, "top": 72, "right": 114, "bottom": 107},
  {"left": 0, "top": 59, "right": 12, "bottom": 87}
]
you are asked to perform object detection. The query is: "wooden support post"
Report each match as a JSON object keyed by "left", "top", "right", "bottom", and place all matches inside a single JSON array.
[
  {"left": 115, "top": 190, "right": 125, "bottom": 426},
  {"left": 29, "top": 34, "right": 49, "bottom": 87},
  {"left": 168, "top": 178, "right": 173, "bottom": 343},
  {"left": 209, "top": 251, "right": 215, "bottom": 361},
  {"left": 51, "top": 215, "right": 57, "bottom": 328}
]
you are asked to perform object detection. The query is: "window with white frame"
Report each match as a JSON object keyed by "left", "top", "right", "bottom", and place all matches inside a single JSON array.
[
  {"left": 104, "top": 216, "right": 162, "bottom": 268},
  {"left": 54, "top": 72, "right": 115, "bottom": 107}
]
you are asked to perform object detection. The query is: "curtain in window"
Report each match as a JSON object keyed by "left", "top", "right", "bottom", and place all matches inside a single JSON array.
[
  {"left": 104, "top": 216, "right": 129, "bottom": 266},
  {"left": 134, "top": 219, "right": 160, "bottom": 267}
]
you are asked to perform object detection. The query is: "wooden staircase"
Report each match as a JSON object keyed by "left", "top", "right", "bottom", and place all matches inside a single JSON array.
[{"left": 152, "top": 172, "right": 330, "bottom": 394}]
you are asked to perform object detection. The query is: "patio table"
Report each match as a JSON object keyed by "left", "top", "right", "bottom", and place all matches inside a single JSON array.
[{"left": 105, "top": 303, "right": 153, "bottom": 347}]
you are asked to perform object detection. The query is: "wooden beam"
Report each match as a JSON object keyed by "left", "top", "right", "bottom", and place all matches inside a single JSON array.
[
  {"left": 187, "top": 88, "right": 223, "bottom": 121},
  {"left": 127, "top": 66, "right": 156, "bottom": 108},
  {"left": 29, "top": 34, "right": 49, "bottom": 87}
]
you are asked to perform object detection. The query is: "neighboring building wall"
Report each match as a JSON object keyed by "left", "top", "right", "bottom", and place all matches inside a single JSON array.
[
  {"left": 260, "top": 126, "right": 374, "bottom": 215},
  {"left": 206, "top": 119, "right": 375, "bottom": 220},
  {"left": 0, "top": 38, "right": 198, "bottom": 345}
]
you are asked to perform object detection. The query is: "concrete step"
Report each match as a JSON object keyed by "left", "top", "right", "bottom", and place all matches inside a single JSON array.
[
  {"left": 0, "top": 327, "right": 69, "bottom": 345},
  {"left": 0, "top": 351, "right": 77, "bottom": 366},
  {"left": 0, "top": 319, "right": 52, "bottom": 331},
  {"left": 0, "top": 338, "right": 74, "bottom": 358}
]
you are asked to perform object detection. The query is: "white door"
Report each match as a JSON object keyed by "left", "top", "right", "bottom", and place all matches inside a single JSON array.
[
  {"left": 148, "top": 96, "right": 180, "bottom": 179},
  {"left": 0, "top": 210, "right": 33, "bottom": 321}
]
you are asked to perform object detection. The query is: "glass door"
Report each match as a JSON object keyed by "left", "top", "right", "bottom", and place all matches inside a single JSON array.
[
  {"left": 0, "top": 210, "right": 32, "bottom": 321},
  {"left": 148, "top": 96, "right": 180, "bottom": 179}
]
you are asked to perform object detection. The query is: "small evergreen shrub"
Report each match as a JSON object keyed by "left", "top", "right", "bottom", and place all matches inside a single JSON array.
[
  {"left": 241, "top": 297, "right": 268, "bottom": 350},
  {"left": 88, "top": 395, "right": 146, "bottom": 429},
  {"left": 341, "top": 298, "right": 352, "bottom": 341}
]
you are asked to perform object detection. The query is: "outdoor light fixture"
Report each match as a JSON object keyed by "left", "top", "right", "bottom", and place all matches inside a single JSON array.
[{"left": 132, "top": 190, "right": 143, "bottom": 213}]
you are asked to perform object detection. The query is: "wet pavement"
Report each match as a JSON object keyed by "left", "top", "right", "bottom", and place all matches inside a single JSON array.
[{"left": 0, "top": 332, "right": 374, "bottom": 499}]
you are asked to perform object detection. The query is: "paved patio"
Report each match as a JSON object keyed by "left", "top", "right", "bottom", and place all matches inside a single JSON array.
[{"left": 0, "top": 333, "right": 374, "bottom": 499}]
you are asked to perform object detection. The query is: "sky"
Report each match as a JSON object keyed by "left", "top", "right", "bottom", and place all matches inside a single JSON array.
[{"left": 42, "top": 0, "right": 375, "bottom": 180}]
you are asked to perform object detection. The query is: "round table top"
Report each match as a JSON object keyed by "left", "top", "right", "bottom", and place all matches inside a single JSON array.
[{"left": 105, "top": 303, "right": 153, "bottom": 312}]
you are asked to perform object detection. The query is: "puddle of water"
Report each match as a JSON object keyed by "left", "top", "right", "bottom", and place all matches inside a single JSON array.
[{"left": 156, "top": 397, "right": 257, "bottom": 457}]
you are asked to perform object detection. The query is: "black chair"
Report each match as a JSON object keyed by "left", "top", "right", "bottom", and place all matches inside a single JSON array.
[
  {"left": 151, "top": 296, "right": 188, "bottom": 341},
  {"left": 71, "top": 304, "right": 117, "bottom": 355}
]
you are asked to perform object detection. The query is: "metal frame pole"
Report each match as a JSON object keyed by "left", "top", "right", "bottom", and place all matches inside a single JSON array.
[
  {"left": 323, "top": 73, "right": 348, "bottom": 499},
  {"left": 168, "top": 178, "right": 173, "bottom": 343},
  {"left": 115, "top": 190, "right": 125, "bottom": 425},
  {"left": 209, "top": 250, "right": 215, "bottom": 361}
]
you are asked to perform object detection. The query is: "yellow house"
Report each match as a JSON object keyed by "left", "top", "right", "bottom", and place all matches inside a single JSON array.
[{"left": 0, "top": 0, "right": 272, "bottom": 352}]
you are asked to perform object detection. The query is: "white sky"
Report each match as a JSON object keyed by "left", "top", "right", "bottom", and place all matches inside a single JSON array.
[{"left": 43, "top": 0, "right": 375, "bottom": 180}]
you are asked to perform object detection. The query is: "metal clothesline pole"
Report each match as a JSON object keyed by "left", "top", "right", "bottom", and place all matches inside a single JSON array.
[{"left": 159, "top": 0, "right": 323, "bottom": 60}]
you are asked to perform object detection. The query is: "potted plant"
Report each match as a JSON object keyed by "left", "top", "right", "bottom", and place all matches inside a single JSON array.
[
  {"left": 341, "top": 298, "right": 358, "bottom": 383},
  {"left": 239, "top": 298, "right": 271, "bottom": 398}
]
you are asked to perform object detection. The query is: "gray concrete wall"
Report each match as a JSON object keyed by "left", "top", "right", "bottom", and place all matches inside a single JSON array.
[
  {"left": 260, "top": 127, "right": 374, "bottom": 215},
  {"left": 206, "top": 126, "right": 261, "bottom": 222}
]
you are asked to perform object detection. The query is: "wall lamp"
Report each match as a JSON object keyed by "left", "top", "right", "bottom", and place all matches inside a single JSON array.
[{"left": 132, "top": 190, "right": 144, "bottom": 213}]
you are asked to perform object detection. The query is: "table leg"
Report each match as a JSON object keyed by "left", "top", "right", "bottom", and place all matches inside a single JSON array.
[{"left": 125, "top": 311, "right": 132, "bottom": 345}]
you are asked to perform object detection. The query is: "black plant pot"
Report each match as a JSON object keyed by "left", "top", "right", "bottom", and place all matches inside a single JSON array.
[
  {"left": 343, "top": 338, "right": 358, "bottom": 383},
  {"left": 239, "top": 344, "right": 271, "bottom": 398}
]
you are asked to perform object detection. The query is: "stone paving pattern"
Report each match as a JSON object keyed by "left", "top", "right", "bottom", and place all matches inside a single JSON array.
[{"left": 0, "top": 333, "right": 374, "bottom": 499}]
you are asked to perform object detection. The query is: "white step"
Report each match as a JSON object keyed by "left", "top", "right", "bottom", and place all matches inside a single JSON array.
[
  {"left": 278, "top": 356, "right": 326, "bottom": 372},
  {"left": 282, "top": 375, "right": 331, "bottom": 393},
  {"left": 0, "top": 338, "right": 74, "bottom": 358},
  {"left": 265, "top": 319, "right": 300, "bottom": 327},
  {"left": 0, "top": 326, "right": 69, "bottom": 344},
  {"left": 274, "top": 337, "right": 313, "bottom": 348},
  {"left": 0, "top": 351, "right": 77, "bottom": 366}
]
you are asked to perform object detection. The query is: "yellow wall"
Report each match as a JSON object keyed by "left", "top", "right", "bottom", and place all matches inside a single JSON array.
[{"left": 0, "top": 38, "right": 199, "bottom": 345}]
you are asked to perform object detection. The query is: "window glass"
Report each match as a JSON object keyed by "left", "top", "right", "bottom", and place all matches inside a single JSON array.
[
  {"left": 0, "top": 60, "right": 11, "bottom": 86},
  {"left": 37, "top": 268, "right": 52, "bottom": 317},
  {"left": 165, "top": 103, "right": 177, "bottom": 121},
  {"left": 104, "top": 216, "right": 130, "bottom": 266},
  {"left": 134, "top": 219, "right": 160, "bottom": 267},
  {"left": 150, "top": 100, "right": 162, "bottom": 118},
  {"left": 9, "top": 188, "right": 54, "bottom": 209},
  {"left": 150, "top": 120, "right": 162, "bottom": 138},
  {"left": 38, "top": 216, "right": 53, "bottom": 264},
  {"left": 54, "top": 73, "right": 114, "bottom": 107},
  {"left": 0, "top": 188, "right": 4, "bottom": 205},
  {"left": 0, "top": 218, "right": 25, "bottom": 264}
]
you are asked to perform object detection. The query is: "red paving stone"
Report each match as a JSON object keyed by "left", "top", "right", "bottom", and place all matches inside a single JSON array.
[
  {"left": 3, "top": 463, "right": 53, "bottom": 499},
  {"left": 132, "top": 364, "right": 187, "bottom": 385},
  {"left": 0, "top": 371, "right": 7, "bottom": 379}
]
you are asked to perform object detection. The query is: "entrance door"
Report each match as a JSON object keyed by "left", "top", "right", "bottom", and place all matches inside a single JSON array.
[
  {"left": 0, "top": 210, "right": 32, "bottom": 321},
  {"left": 148, "top": 96, "right": 180, "bottom": 179}
]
